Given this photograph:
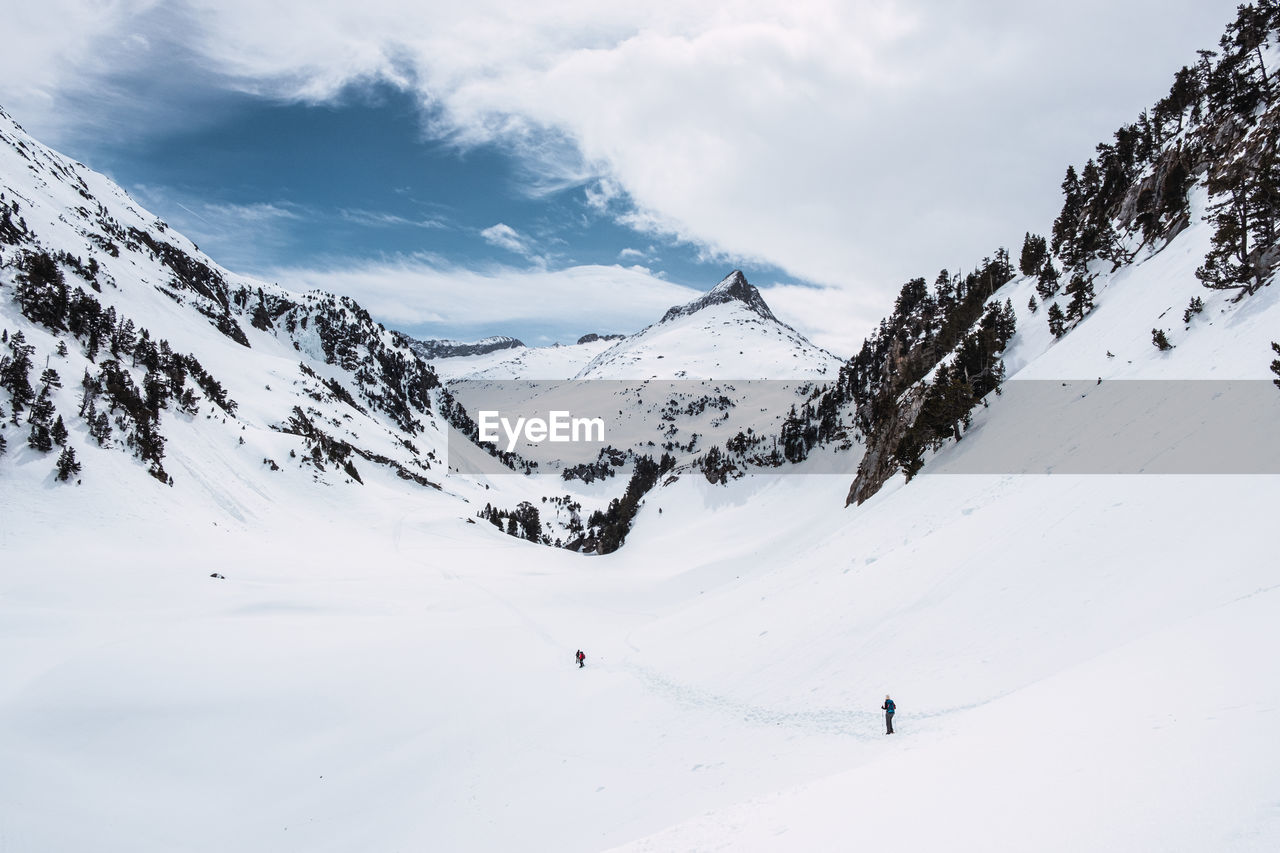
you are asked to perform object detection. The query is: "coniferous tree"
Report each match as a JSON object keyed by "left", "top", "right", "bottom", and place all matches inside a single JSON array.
[
  {"left": 1197, "top": 138, "right": 1280, "bottom": 298},
  {"left": 894, "top": 428, "right": 925, "bottom": 482},
  {"left": 1047, "top": 302, "right": 1066, "bottom": 338},
  {"left": 1197, "top": 181, "right": 1251, "bottom": 292},
  {"left": 1036, "top": 258, "right": 1060, "bottom": 299},
  {"left": 1051, "top": 166, "right": 1083, "bottom": 259},
  {"left": 78, "top": 369, "right": 100, "bottom": 417},
  {"left": 1183, "top": 296, "right": 1205, "bottom": 322},
  {"left": 1064, "top": 272, "right": 1096, "bottom": 322},
  {"left": 14, "top": 252, "right": 68, "bottom": 329},
  {"left": 1, "top": 331, "right": 36, "bottom": 419},
  {"left": 85, "top": 324, "right": 101, "bottom": 362},
  {"left": 27, "top": 386, "right": 54, "bottom": 451},
  {"left": 50, "top": 415, "right": 68, "bottom": 447},
  {"left": 55, "top": 446, "right": 81, "bottom": 482},
  {"left": 1229, "top": 2, "right": 1276, "bottom": 100},
  {"left": 0, "top": 430, "right": 6, "bottom": 457},
  {"left": 1019, "top": 232, "right": 1049, "bottom": 276},
  {"left": 89, "top": 410, "right": 111, "bottom": 445},
  {"left": 1270, "top": 341, "right": 1280, "bottom": 390},
  {"left": 1027, "top": 295, "right": 1038, "bottom": 314},
  {"left": 998, "top": 299, "right": 1018, "bottom": 342},
  {"left": 143, "top": 370, "right": 167, "bottom": 416},
  {"left": 1152, "top": 328, "right": 1175, "bottom": 351}
]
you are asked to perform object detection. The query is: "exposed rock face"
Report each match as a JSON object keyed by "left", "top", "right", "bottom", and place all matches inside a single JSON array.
[
  {"left": 576, "top": 333, "right": 625, "bottom": 345},
  {"left": 660, "top": 270, "right": 778, "bottom": 324},
  {"left": 846, "top": 385, "right": 926, "bottom": 506}
]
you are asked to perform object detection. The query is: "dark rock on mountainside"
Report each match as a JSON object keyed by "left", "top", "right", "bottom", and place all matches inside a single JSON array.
[
  {"left": 407, "top": 336, "right": 524, "bottom": 360},
  {"left": 660, "top": 270, "right": 778, "bottom": 324}
]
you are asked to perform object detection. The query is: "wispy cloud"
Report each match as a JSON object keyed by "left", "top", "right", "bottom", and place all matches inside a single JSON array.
[
  {"left": 339, "top": 208, "right": 448, "bottom": 230},
  {"left": 130, "top": 186, "right": 308, "bottom": 269},
  {"left": 268, "top": 257, "right": 702, "bottom": 339}
]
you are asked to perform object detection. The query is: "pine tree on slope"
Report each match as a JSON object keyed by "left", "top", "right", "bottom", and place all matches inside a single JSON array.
[{"left": 55, "top": 446, "right": 81, "bottom": 482}]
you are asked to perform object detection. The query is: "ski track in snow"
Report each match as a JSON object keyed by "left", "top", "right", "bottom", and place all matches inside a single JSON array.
[{"left": 619, "top": 660, "right": 983, "bottom": 740}]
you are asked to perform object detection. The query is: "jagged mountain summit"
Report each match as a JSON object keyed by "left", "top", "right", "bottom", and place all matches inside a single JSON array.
[
  {"left": 659, "top": 269, "right": 778, "bottom": 324},
  {"left": 576, "top": 270, "right": 842, "bottom": 380}
]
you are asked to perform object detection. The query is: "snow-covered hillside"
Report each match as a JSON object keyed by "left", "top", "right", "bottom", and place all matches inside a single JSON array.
[
  {"left": 427, "top": 335, "right": 616, "bottom": 381},
  {"left": 0, "top": 103, "right": 625, "bottom": 547}
]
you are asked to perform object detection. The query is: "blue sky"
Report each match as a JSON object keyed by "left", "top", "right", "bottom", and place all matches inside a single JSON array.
[
  {"left": 0, "top": 0, "right": 1243, "bottom": 355},
  {"left": 80, "top": 84, "right": 781, "bottom": 345}
]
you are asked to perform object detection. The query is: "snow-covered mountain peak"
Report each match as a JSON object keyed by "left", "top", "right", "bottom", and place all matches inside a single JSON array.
[
  {"left": 568, "top": 270, "right": 839, "bottom": 381},
  {"left": 660, "top": 269, "right": 778, "bottom": 324}
]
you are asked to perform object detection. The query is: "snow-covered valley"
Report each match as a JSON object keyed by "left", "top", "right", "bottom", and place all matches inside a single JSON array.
[{"left": 3, "top": 8, "right": 1280, "bottom": 850}]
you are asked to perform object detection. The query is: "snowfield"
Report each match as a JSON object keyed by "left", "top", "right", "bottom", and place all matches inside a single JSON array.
[{"left": 3, "top": 464, "right": 1276, "bottom": 851}]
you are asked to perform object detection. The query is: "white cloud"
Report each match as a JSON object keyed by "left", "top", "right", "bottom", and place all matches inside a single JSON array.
[
  {"left": 268, "top": 258, "right": 701, "bottom": 336},
  {"left": 480, "top": 223, "right": 536, "bottom": 257},
  {"left": 0, "top": 0, "right": 1245, "bottom": 342},
  {"left": 0, "top": 0, "right": 158, "bottom": 136},
  {"left": 758, "top": 282, "right": 888, "bottom": 359}
]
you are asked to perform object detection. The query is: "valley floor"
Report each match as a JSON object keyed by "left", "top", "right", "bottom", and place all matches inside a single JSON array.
[{"left": 1, "top": 463, "right": 1275, "bottom": 851}]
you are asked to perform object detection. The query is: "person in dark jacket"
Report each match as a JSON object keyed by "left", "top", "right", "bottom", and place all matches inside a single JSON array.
[
  {"left": 882, "top": 695, "right": 895, "bottom": 734},
  {"left": 576, "top": 649, "right": 586, "bottom": 668}
]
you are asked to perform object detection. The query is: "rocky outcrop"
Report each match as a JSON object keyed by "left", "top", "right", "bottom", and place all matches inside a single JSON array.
[
  {"left": 846, "top": 385, "right": 926, "bottom": 506},
  {"left": 406, "top": 335, "right": 524, "bottom": 360},
  {"left": 660, "top": 270, "right": 778, "bottom": 324}
]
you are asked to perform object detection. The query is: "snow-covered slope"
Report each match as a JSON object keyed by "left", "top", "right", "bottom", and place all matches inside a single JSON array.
[
  {"left": 576, "top": 270, "right": 843, "bottom": 380},
  {"left": 604, "top": 215, "right": 1279, "bottom": 849},
  {"left": 427, "top": 335, "right": 616, "bottom": 381}
]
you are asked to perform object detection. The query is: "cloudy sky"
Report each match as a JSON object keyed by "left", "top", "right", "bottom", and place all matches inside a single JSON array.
[{"left": 0, "top": 0, "right": 1240, "bottom": 354}]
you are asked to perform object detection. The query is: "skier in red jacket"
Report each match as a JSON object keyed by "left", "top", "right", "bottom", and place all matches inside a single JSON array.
[{"left": 576, "top": 649, "right": 586, "bottom": 668}]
